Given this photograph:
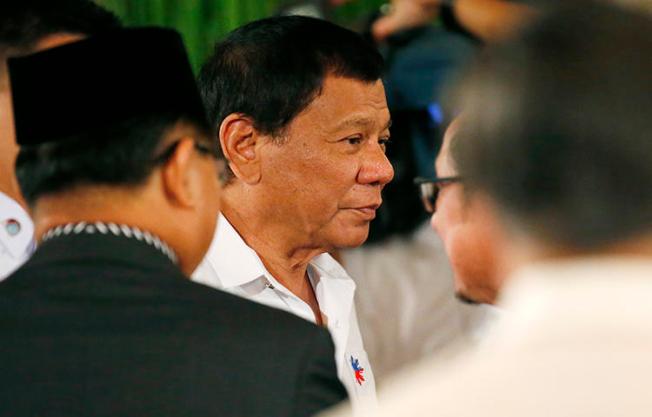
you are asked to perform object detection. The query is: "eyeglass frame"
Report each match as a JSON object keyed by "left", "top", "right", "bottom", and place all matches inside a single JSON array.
[
  {"left": 414, "top": 176, "right": 463, "bottom": 214},
  {"left": 152, "top": 139, "right": 227, "bottom": 183}
]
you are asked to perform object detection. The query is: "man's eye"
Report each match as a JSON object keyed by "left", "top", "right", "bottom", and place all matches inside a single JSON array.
[
  {"left": 345, "top": 136, "right": 363, "bottom": 145},
  {"left": 379, "top": 137, "right": 391, "bottom": 149}
]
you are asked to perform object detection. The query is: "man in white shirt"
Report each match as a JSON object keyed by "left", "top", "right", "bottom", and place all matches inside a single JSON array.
[
  {"left": 0, "top": 1, "right": 122, "bottom": 279},
  {"left": 324, "top": 2, "right": 652, "bottom": 416},
  {"left": 194, "top": 16, "right": 394, "bottom": 411}
]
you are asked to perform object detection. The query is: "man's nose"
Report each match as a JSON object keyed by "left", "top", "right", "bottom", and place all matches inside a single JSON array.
[{"left": 357, "top": 146, "right": 394, "bottom": 186}]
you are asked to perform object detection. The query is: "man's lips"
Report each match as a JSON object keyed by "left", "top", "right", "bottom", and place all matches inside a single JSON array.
[{"left": 345, "top": 203, "right": 381, "bottom": 220}]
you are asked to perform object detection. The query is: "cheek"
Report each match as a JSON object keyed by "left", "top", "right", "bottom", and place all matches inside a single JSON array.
[
  {"left": 445, "top": 223, "right": 488, "bottom": 292},
  {"left": 269, "top": 155, "right": 356, "bottom": 212},
  {"left": 447, "top": 223, "right": 477, "bottom": 268},
  {"left": 431, "top": 196, "right": 464, "bottom": 242},
  {"left": 448, "top": 220, "right": 498, "bottom": 289}
]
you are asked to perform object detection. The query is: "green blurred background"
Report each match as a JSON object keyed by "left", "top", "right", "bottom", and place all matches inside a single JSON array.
[{"left": 97, "top": 0, "right": 384, "bottom": 71}]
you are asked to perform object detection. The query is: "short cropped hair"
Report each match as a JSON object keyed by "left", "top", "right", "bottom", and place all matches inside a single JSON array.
[
  {"left": 0, "top": 0, "right": 121, "bottom": 58},
  {"left": 451, "top": 2, "right": 652, "bottom": 249},
  {"left": 197, "top": 15, "right": 384, "bottom": 138},
  {"left": 16, "top": 114, "right": 214, "bottom": 205}
]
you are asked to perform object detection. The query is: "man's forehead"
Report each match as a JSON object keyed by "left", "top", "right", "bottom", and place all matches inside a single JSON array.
[
  {"left": 317, "top": 76, "right": 386, "bottom": 105},
  {"left": 289, "top": 76, "right": 390, "bottom": 135}
]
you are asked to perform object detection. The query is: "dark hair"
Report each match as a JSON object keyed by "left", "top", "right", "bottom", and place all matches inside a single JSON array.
[
  {"left": 16, "top": 115, "right": 214, "bottom": 205},
  {"left": 197, "top": 15, "right": 384, "bottom": 138},
  {"left": 0, "top": 0, "right": 121, "bottom": 58},
  {"left": 451, "top": 2, "right": 652, "bottom": 249}
]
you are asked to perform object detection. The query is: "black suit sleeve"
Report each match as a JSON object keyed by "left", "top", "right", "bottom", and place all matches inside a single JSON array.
[{"left": 291, "top": 328, "right": 350, "bottom": 417}]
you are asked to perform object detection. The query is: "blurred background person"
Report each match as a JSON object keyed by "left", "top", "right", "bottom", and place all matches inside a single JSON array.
[
  {"left": 418, "top": 117, "right": 502, "bottom": 305},
  {"left": 370, "top": 0, "right": 537, "bottom": 43},
  {"left": 326, "top": 1, "right": 652, "bottom": 415},
  {"left": 0, "top": 0, "right": 121, "bottom": 280},
  {"left": 1, "top": 27, "right": 346, "bottom": 416}
]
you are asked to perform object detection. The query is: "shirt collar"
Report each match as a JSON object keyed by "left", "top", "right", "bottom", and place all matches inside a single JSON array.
[
  {"left": 492, "top": 256, "right": 652, "bottom": 341},
  {"left": 311, "top": 252, "right": 358, "bottom": 284},
  {"left": 309, "top": 253, "right": 357, "bottom": 326},
  {"left": 203, "top": 213, "right": 268, "bottom": 288},
  {"left": 205, "top": 213, "right": 357, "bottom": 291},
  {"left": 26, "top": 229, "right": 181, "bottom": 277},
  {"left": 0, "top": 191, "right": 35, "bottom": 259},
  {"left": 501, "top": 256, "right": 652, "bottom": 307}
]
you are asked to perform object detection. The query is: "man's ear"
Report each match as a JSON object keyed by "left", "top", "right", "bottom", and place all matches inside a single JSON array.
[
  {"left": 219, "top": 113, "right": 263, "bottom": 184},
  {"left": 161, "top": 138, "right": 197, "bottom": 208}
]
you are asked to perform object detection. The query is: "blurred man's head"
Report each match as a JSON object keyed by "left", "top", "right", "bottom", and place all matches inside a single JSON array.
[
  {"left": 198, "top": 16, "right": 393, "bottom": 250},
  {"left": 0, "top": 0, "right": 121, "bottom": 206},
  {"left": 0, "top": 0, "right": 119, "bottom": 58},
  {"left": 426, "top": 118, "right": 501, "bottom": 304},
  {"left": 452, "top": 2, "right": 652, "bottom": 275},
  {"left": 10, "top": 28, "right": 223, "bottom": 275}
]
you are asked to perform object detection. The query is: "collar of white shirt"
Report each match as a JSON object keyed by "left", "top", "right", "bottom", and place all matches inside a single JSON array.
[
  {"left": 0, "top": 191, "right": 35, "bottom": 280},
  {"left": 194, "top": 213, "right": 357, "bottom": 326},
  {"left": 0, "top": 191, "right": 34, "bottom": 259},
  {"left": 484, "top": 256, "right": 652, "bottom": 349}
]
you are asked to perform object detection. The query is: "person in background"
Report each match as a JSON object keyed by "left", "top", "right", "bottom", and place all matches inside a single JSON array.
[
  {"left": 371, "top": 0, "right": 536, "bottom": 43},
  {"left": 195, "top": 15, "right": 393, "bottom": 411},
  {"left": 367, "top": 0, "right": 650, "bottom": 44},
  {"left": 0, "top": 27, "right": 346, "bottom": 416},
  {"left": 325, "top": 1, "right": 652, "bottom": 416},
  {"left": 418, "top": 118, "right": 501, "bottom": 304},
  {"left": 0, "top": 0, "right": 121, "bottom": 280}
]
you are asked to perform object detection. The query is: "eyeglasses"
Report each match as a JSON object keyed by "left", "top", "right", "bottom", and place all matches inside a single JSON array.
[
  {"left": 152, "top": 139, "right": 227, "bottom": 182},
  {"left": 153, "top": 140, "right": 219, "bottom": 162},
  {"left": 414, "top": 176, "right": 462, "bottom": 213}
]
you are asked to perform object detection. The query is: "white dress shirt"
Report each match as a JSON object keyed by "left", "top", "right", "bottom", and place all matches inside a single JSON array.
[
  {"left": 323, "top": 257, "right": 652, "bottom": 417},
  {"left": 0, "top": 191, "right": 34, "bottom": 280},
  {"left": 193, "top": 214, "right": 377, "bottom": 412}
]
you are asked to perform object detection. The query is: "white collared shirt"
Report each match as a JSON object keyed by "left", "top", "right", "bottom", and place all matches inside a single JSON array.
[
  {"left": 0, "top": 191, "right": 35, "bottom": 280},
  {"left": 193, "top": 214, "right": 377, "bottom": 412}
]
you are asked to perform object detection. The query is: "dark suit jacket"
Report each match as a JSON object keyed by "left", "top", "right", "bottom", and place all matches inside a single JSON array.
[{"left": 0, "top": 232, "right": 347, "bottom": 417}]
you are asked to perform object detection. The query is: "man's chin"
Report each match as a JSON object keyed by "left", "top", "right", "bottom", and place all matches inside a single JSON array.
[{"left": 331, "top": 226, "right": 370, "bottom": 249}]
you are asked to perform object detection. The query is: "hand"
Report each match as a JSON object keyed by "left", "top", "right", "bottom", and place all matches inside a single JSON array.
[{"left": 372, "top": 0, "right": 441, "bottom": 41}]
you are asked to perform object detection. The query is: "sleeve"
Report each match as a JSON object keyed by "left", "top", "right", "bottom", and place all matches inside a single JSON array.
[{"left": 291, "top": 327, "right": 350, "bottom": 417}]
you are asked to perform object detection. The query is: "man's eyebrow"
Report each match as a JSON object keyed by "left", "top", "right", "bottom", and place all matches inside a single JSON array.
[{"left": 332, "top": 117, "right": 393, "bottom": 132}]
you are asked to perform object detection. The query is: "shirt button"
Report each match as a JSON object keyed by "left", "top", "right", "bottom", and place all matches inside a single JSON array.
[{"left": 4, "top": 219, "right": 21, "bottom": 236}]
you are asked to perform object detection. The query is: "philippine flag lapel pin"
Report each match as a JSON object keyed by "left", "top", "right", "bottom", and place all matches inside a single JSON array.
[{"left": 350, "top": 355, "right": 365, "bottom": 386}]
